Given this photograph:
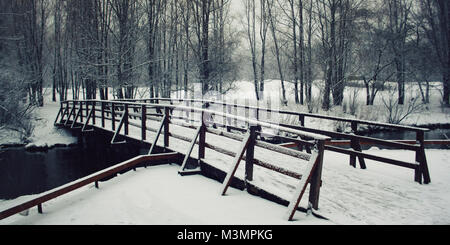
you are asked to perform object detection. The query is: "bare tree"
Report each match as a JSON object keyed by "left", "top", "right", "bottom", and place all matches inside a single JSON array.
[
  {"left": 419, "top": 0, "right": 449, "bottom": 106},
  {"left": 385, "top": 0, "right": 413, "bottom": 105},
  {"left": 12, "top": 0, "right": 48, "bottom": 106},
  {"left": 267, "top": 0, "right": 287, "bottom": 105}
]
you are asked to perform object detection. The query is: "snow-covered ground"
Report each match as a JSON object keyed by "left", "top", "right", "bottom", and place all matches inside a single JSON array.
[
  {"left": 0, "top": 101, "right": 77, "bottom": 147},
  {"left": 0, "top": 164, "right": 331, "bottom": 225}
]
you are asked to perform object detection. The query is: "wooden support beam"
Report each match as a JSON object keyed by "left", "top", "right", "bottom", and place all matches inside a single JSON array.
[
  {"left": 178, "top": 126, "right": 203, "bottom": 174},
  {"left": 64, "top": 106, "right": 75, "bottom": 127},
  {"left": 110, "top": 112, "right": 127, "bottom": 144},
  {"left": 148, "top": 116, "right": 166, "bottom": 155},
  {"left": 285, "top": 150, "right": 319, "bottom": 221},
  {"left": 71, "top": 105, "right": 82, "bottom": 129},
  {"left": 81, "top": 107, "right": 95, "bottom": 132},
  {"left": 220, "top": 132, "right": 251, "bottom": 196}
]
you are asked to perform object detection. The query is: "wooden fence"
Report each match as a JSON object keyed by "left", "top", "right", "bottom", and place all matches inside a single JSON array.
[{"left": 115, "top": 97, "right": 431, "bottom": 184}]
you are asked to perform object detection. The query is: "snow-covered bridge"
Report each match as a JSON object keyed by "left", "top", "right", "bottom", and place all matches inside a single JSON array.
[{"left": 0, "top": 98, "right": 437, "bottom": 224}]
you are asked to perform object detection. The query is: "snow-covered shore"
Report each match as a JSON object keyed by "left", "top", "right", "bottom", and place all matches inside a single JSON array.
[{"left": 0, "top": 101, "right": 77, "bottom": 148}]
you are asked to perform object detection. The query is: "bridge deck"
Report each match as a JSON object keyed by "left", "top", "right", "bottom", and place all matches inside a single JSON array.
[{"left": 90, "top": 115, "right": 307, "bottom": 197}]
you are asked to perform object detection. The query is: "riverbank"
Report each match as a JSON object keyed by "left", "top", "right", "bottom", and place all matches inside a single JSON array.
[{"left": 0, "top": 101, "right": 77, "bottom": 149}]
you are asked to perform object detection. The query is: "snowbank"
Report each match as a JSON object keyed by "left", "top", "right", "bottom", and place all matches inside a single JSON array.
[{"left": 0, "top": 101, "right": 77, "bottom": 148}]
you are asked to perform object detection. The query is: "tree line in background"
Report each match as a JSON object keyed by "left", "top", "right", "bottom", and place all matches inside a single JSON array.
[
  {"left": 243, "top": 0, "right": 449, "bottom": 110},
  {"left": 0, "top": 0, "right": 449, "bottom": 113},
  {"left": 1, "top": 0, "right": 238, "bottom": 108}
]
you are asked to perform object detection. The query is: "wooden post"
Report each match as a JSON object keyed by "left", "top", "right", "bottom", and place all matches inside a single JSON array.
[
  {"left": 198, "top": 111, "right": 206, "bottom": 163},
  {"left": 141, "top": 105, "right": 147, "bottom": 141},
  {"left": 233, "top": 99, "right": 238, "bottom": 127},
  {"left": 164, "top": 107, "right": 170, "bottom": 148},
  {"left": 186, "top": 100, "right": 190, "bottom": 122},
  {"left": 415, "top": 131, "right": 431, "bottom": 184},
  {"left": 308, "top": 139, "right": 325, "bottom": 210},
  {"left": 111, "top": 103, "right": 116, "bottom": 131},
  {"left": 37, "top": 204, "right": 43, "bottom": 214},
  {"left": 124, "top": 104, "right": 129, "bottom": 135},
  {"left": 223, "top": 104, "right": 227, "bottom": 127},
  {"left": 350, "top": 122, "right": 367, "bottom": 169},
  {"left": 299, "top": 115, "right": 305, "bottom": 127},
  {"left": 79, "top": 101, "right": 83, "bottom": 123},
  {"left": 245, "top": 99, "right": 249, "bottom": 127},
  {"left": 245, "top": 125, "right": 258, "bottom": 181},
  {"left": 101, "top": 102, "right": 105, "bottom": 128},
  {"left": 227, "top": 104, "right": 232, "bottom": 132},
  {"left": 92, "top": 101, "right": 96, "bottom": 125},
  {"left": 298, "top": 115, "right": 305, "bottom": 151}
]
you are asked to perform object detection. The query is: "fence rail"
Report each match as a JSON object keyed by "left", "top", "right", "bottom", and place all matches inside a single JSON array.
[{"left": 113, "top": 97, "right": 431, "bottom": 184}]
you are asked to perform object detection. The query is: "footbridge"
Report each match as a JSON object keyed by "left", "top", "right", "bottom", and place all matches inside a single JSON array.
[{"left": 0, "top": 97, "right": 435, "bottom": 221}]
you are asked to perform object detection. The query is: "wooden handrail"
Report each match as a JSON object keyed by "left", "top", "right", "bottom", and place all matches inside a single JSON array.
[{"left": 113, "top": 97, "right": 429, "bottom": 132}]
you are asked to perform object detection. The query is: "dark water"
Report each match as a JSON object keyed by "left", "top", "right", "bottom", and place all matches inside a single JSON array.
[
  {"left": 361, "top": 128, "right": 450, "bottom": 141},
  {"left": 0, "top": 136, "right": 148, "bottom": 200}
]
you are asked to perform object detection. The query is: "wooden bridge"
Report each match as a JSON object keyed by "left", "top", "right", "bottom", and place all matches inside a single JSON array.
[{"left": 0, "top": 97, "right": 435, "bottom": 222}]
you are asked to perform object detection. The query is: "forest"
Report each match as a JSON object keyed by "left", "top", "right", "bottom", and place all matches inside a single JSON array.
[{"left": 0, "top": 0, "right": 449, "bottom": 128}]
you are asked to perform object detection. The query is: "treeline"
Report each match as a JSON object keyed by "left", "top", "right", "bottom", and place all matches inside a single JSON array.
[
  {"left": 0, "top": 0, "right": 239, "bottom": 106},
  {"left": 243, "top": 0, "right": 449, "bottom": 109},
  {"left": 0, "top": 0, "right": 449, "bottom": 110}
]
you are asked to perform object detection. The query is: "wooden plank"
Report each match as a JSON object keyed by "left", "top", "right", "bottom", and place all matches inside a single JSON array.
[
  {"left": 220, "top": 133, "right": 251, "bottom": 196},
  {"left": 325, "top": 145, "right": 419, "bottom": 169},
  {"left": 278, "top": 123, "right": 420, "bottom": 151},
  {"left": 285, "top": 151, "right": 319, "bottom": 221},
  {"left": 0, "top": 153, "right": 179, "bottom": 221}
]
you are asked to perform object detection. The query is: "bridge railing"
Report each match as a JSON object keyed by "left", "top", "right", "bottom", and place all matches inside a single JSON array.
[
  {"left": 54, "top": 99, "right": 330, "bottom": 220},
  {"left": 112, "top": 97, "right": 431, "bottom": 184}
]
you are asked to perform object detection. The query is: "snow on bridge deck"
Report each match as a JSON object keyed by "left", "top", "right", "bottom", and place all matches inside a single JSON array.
[{"left": 0, "top": 164, "right": 331, "bottom": 225}]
